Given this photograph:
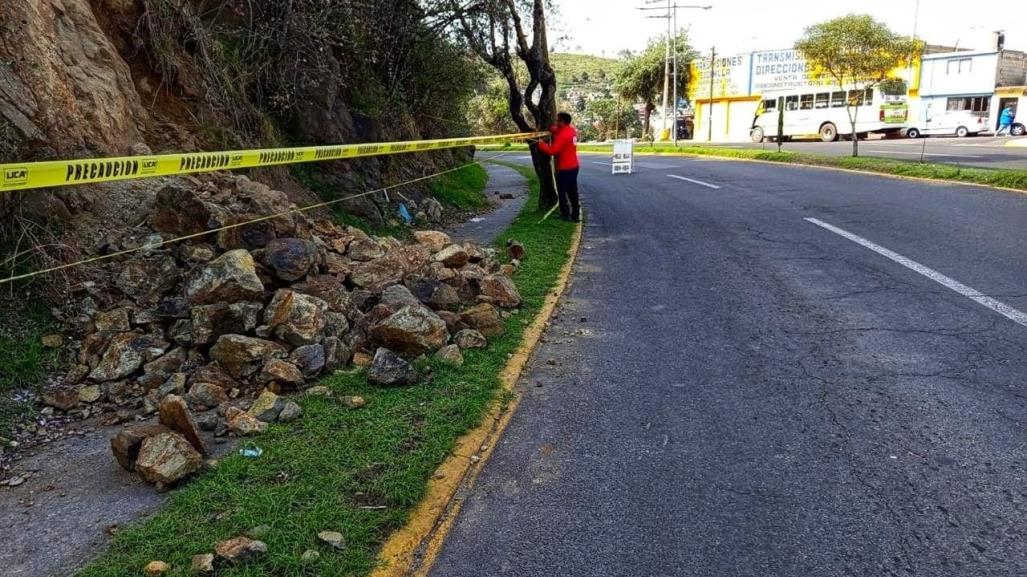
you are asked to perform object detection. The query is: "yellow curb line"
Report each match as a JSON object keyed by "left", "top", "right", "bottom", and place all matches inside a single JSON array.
[
  {"left": 371, "top": 220, "right": 584, "bottom": 577},
  {"left": 1005, "top": 138, "right": 1027, "bottom": 148}
]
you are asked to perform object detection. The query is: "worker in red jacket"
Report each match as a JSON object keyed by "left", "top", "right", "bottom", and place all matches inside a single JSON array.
[{"left": 537, "top": 112, "right": 581, "bottom": 222}]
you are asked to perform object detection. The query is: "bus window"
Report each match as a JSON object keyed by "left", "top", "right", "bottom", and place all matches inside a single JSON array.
[
  {"left": 848, "top": 90, "right": 865, "bottom": 107},
  {"left": 785, "top": 95, "right": 799, "bottom": 111},
  {"left": 762, "top": 99, "right": 777, "bottom": 113},
  {"left": 864, "top": 89, "right": 874, "bottom": 106},
  {"left": 800, "top": 94, "right": 814, "bottom": 110},
  {"left": 831, "top": 91, "right": 846, "bottom": 108},
  {"left": 814, "top": 93, "right": 830, "bottom": 109}
]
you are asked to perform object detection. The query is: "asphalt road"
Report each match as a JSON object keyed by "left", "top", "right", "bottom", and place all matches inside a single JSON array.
[
  {"left": 701, "top": 135, "right": 1027, "bottom": 170},
  {"left": 430, "top": 156, "right": 1027, "bottom": 576}
]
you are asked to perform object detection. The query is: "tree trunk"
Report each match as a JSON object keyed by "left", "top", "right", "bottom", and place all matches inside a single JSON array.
[
  {"left": 849, "top": 105, "right": 860, "bottom": 157},
  {"left": 529, "top": 143, "right": 556, "bottom": 211},
  {"left": 643, "top": 104, "right": 654, "bottom": 138}
]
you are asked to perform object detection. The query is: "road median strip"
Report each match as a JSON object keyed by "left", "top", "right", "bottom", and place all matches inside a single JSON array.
[{"left": 483, "top": 143, "right": 1027, "bottom": 194}]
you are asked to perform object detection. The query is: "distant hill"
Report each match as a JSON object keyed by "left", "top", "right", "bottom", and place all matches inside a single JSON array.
[{"left": 551, "top": 53, "right": 621, "bottom": 86}]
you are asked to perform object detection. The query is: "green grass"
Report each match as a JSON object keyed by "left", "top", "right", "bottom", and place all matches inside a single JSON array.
[
  {"left": 0, "top": 302, "right": 60, "bottom": 435},
  {"left": 77, "top": 164, "right": 576, "bottom": 577},
  {"left": 428, "top": 164, "right": 489, "bottom": 209},
  {"left": 480, "top": 142, "right": 1027, "bottom": 191}
]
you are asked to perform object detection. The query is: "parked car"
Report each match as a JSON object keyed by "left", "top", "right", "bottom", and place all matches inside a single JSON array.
[{"left": 905, "top": 111, "right": 988, "bottom": 138}]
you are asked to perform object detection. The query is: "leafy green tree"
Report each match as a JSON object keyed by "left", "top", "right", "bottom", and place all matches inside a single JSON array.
[
  {"left": 795, "top": 14, "right": 919, "bottom": 156},
  {"left": 615, "top": 33, "right": 693, "bottom": 137}
]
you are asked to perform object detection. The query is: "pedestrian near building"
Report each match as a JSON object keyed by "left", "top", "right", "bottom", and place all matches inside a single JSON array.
[
  {"left": 537, "top": 112, "right": 581, "bottom": 222},
  {"left": 997, "top": 104, "right": 1017, "bottom": 136}
]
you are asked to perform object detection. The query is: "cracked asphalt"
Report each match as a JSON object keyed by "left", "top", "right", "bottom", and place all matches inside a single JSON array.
[{"left": 429, "top": 156, "right": 1027, "bottom": 576}]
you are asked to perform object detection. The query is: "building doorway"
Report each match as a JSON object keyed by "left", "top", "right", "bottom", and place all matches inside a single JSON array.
[{"left": 997, "top": 97, "right": 1019, "bottom": 130}]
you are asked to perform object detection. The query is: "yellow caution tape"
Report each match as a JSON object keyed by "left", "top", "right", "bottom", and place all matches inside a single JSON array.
[{"left": 0, "top": 132, "right": 544, "bottom": 193}]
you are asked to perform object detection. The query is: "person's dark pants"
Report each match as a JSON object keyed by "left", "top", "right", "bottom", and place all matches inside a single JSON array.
[{"left": 555, "top": 167, "right": 580, "bottom": 221}]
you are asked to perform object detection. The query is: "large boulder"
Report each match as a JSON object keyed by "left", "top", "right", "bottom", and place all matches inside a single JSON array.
[
  {"left": 134, "top": 432, "right": 203, "bottom": 486},
  {"left": 209, "top": 335, "right": 288, "bottom": 379},
  {"left": 367, "top": 348, "right": 418, "bottom": 386},
  {"left": 89, "top": 333, "right": 168, "bottom": 382},
  {"left": 184, "top": 250, "right": 265, "bottom": 305},
  {"left": 460, "top": 303, "right": 504, "bottom": 337},
  {"left": 158, "top": 395, "right": 207, "bottom": 455},
  {"left": 349, "top": 245, "right": 431, "bottom": 291},
  {"left": 263, "top": 290, "right": 329, "bottom": 347},
  {"left": 481, "top": 273, "right": 522, "bottom": 308},
  {"left": 264, "top": 238, "right": 318, "bottom": 281},
  {"left": 407, "top": 277, "right": 461, "bottom": 311},
  {"left": 259, "top": 359, "right": 304, "bottom": 386},
  {"left": 380, "top": 284, "right": 422, "bottom": 312},
  {"left": 115, "top": 256, "right": 180, "bottom": 305},
  {"left": 346, "top": 238, "right": 385, "bottom": 262},
  {"left": 110, "top": 424, "right": 173, "bottom": 471},
  {"left": 191, "top": 302, "right": 263, "bottom": 346},
  {"left": 433, "top": 245, "right": 469, "bottom": 268},
  {"left": 370, "top": 306, "right": 449, "bottom": 356},
  {"left": 413, "top": 230, "right": 452, "bottom": 253}
]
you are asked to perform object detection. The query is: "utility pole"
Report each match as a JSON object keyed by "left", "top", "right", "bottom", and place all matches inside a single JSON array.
[
  {"left": 708, "top": 46, "right": 715, "bottom": 142},
  {"left": 638, "top": 3, "right": 712, "bottom": 142},
  {"left": 672, "top": 7, "right": 678, "bottom": 146}
]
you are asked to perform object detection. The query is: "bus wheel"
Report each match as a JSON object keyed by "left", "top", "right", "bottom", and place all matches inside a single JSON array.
[
  {"left": 906, "top": 127, "right": 921, "bottom": 139},
  {"left": 750, "top": 127, "right": 765, "bottom": 143},
  {"left": 819, "top": 123, "right": 838, "bottom": 142},
  {"left": 955, "top": 126, "right": 969, "bottom": 138},
  {"left": 1012, "top": 124, "right": 1026, "bottom": 137}
]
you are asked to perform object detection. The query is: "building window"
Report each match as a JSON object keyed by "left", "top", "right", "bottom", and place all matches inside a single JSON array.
[
  {"left": 946, "top": 96, "right": 989, "bottom": 113},
  {"left": 946, "top": 58, "right": 973, "bottom": 75}
]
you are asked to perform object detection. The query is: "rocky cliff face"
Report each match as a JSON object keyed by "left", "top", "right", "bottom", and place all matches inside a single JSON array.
[{"left": 0, "top": 0, "right": 149, "bottom": 158}]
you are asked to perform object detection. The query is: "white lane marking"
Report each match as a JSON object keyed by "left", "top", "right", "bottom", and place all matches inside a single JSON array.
[
  {"left": 862, "top": 148, "right": 983, "bottom": 159},
  {"left": 592, "top": 161, "right": 612, "bottom": 166},
  {"left": 668, "top": 174, "right": 722, "bottom": 189},
  {"left": 805, "top": 218, "right": 1027, "bottom": 329}
]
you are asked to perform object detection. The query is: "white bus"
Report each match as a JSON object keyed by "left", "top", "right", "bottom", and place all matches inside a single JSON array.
[{"left": 750, "top": 87, "right": 908, "bottom": 143}]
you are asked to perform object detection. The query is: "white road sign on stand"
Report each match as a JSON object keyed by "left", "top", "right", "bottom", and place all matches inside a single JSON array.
[{"left": 612, "top": 140, "right": 634, "bottom": 175}]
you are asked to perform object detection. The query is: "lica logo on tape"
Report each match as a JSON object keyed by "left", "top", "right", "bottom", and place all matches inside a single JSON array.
[
  {"left": 140, "top": 159, "right": 159, "bottom": 173},
  {"left": 3, "top": 167, "right": 28, "bottom": 186}
]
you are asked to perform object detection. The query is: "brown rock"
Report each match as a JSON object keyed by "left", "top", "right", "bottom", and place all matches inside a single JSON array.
[
  {"left": 42, "top": 389, "right": 79, "bottom": 411},
  {"left": 260, "top": 359, "right": 304, "bottom": 386},
  {"left": 110, "top": 424, "right": 173, "bottom": 471},
  {"left": 347, "top": 238, "right": 386, "bottom": 262},
  {"left": 454, "top": 329, "right": 488, "bottom": 350},
  {"left": 144, "top": 560, "right": 170, "bottom": 576},
  {"left": 158, "top": 394, "right": 207, "bottom": 455},
  {"left": 94, "top": 308, "right": 131, "bottom": 332},
  {"left": 191, "top": 553, "right": 215, "bottom": 574},
  {"left": 191, "top": 302, "right": 263, "bottom": 346},
  {"left": 506, "top": 239, "right": 526, "bottom": 261},
  {"left": 248, "top": 390, "right": 284, "bottom": 422},
  {"left": 434, "top": 344, "right": 464, "bottom": 366},
  {"left": 263, "top": 289, "right": 329, "bottom": 347},
  {"left": 209, "top": 335, "right": 288, "bottom": 379},
  {"left": 215, "top": 536, "right": 268, "bottom": 563},
  {"left": 352, "top": 351, "right": 373, "bottom": 367},
  {"left": 184, "top": 250, "right": 265, "bottom": 305},
  {"left": 41, "top": 333, "right": 64, "bottom": 349},
  {"left": 460, "top": 303, "right": 504, "bottom": 337},
  {"left": 135, "top": 432, "right": 203, "bottom": 486},
  {"left": 371, "top": 306, "right": 449, "bottom": 356},
  {"left": 481, "top": 274, "right": 522, "bottom": 308},
  {"left": 264, "top": 238, "right": 318, "bottom": 281},
  {"left": 433, "top": 244, "right": 470, "bottom": 268},
  {"left": 413, "top": 230, "right": 452, "bottom": 252},
  {"left": 226, "top": 408, "right": 268, "bottom": 436},
  {"left": 187, "top": 382, "right": 228, "bottom": 408},
  {"left": 89, "top": 333, "right": 146, "bottom": 382}
]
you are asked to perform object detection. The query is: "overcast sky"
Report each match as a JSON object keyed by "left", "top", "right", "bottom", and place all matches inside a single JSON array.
[{"left": 550, "top": 0, "right": 1027, "bottom": 57}]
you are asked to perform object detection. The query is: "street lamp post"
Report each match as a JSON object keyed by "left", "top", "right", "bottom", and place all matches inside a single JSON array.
[{"left": 638, "top": 3, "right": 712, "bottom": 144}]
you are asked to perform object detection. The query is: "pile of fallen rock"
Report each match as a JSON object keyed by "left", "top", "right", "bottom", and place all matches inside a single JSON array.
[{"left": 34, "top": 174, "right": 522, "bottom": 489}]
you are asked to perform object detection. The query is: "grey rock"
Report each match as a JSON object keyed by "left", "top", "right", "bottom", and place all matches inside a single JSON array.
[{"left": 367, "top": 348, "right": 417, "bottom": 386}]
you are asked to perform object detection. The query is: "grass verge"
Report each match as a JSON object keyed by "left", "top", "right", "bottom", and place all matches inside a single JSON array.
[
  {"left": 77, "top": 162, "right": 575, "bottom": 577},
  {"left": 481, "top": 142, "right": 1027, "bottom": 191},
  {"left": 0, "top": 302, "right": 60, "bottom": 435},
  {"left": 428, "top": 164, "right": 489, "bottom": 209}
]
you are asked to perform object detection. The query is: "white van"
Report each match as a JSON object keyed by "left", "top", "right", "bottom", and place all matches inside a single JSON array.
[{"left": 904, "top": 110, "right": 989, "bottom": 138}]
